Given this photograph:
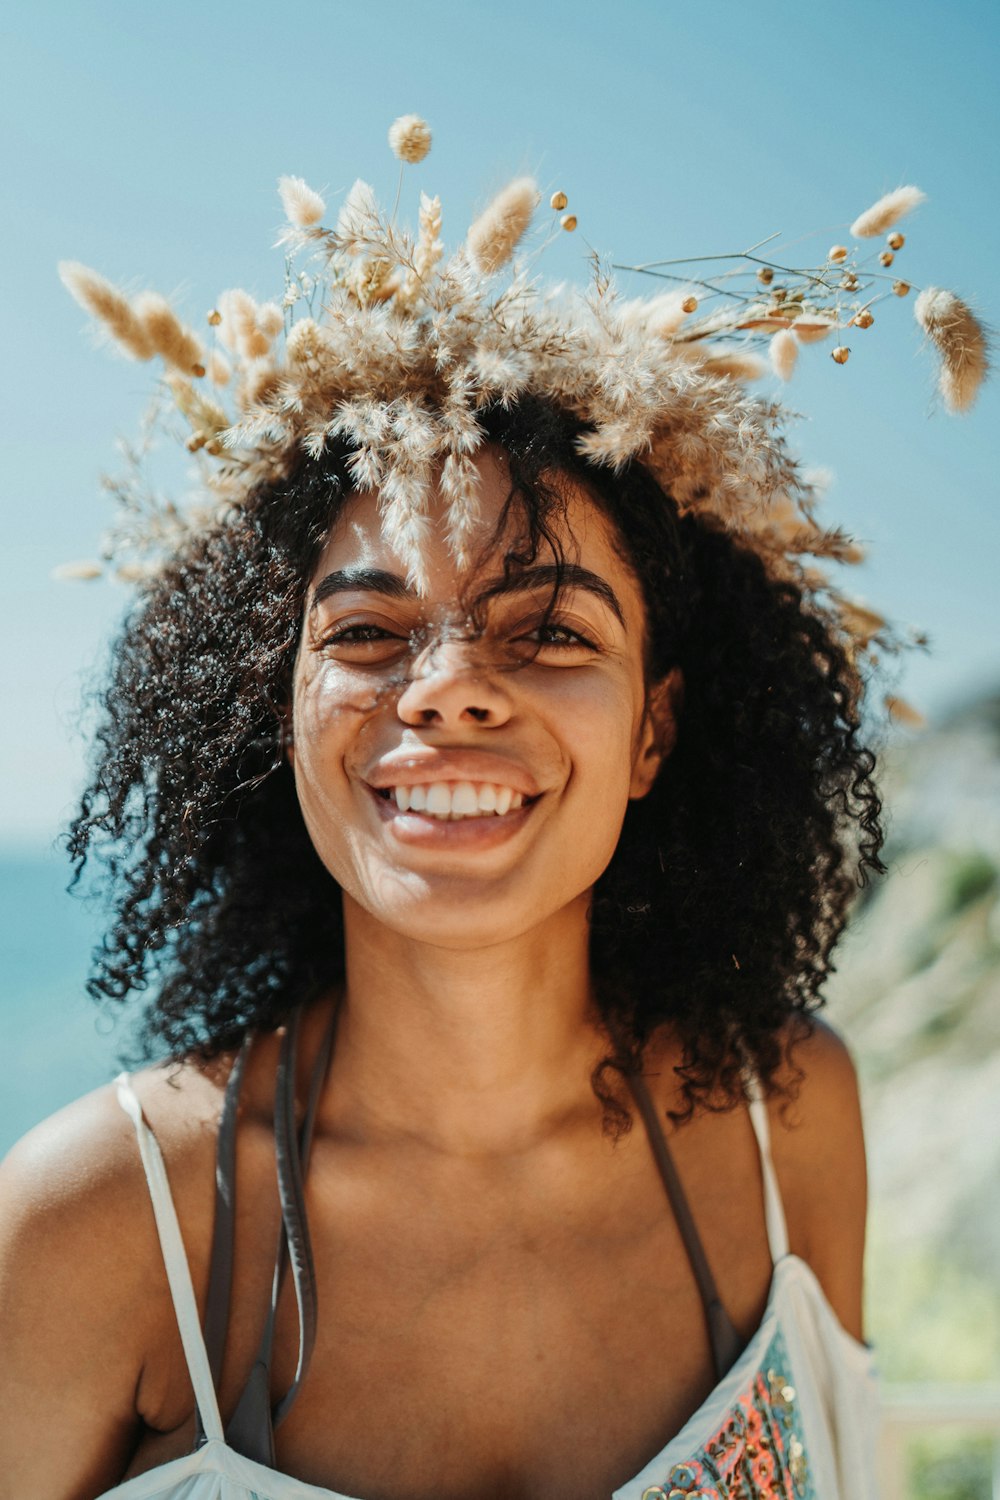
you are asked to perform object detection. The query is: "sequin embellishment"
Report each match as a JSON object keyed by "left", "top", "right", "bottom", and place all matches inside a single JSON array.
[{"left": 640, "top": 1329, "right": 815, "bottom": 1499}]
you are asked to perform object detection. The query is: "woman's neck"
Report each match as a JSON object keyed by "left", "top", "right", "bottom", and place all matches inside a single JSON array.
[{"left": 322, "top": 891, "right": 609, "bottom": 1154}]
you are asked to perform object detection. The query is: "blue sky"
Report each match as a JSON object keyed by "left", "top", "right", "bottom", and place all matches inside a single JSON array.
[{"left": 3, "top": 0, "right": 998, "bottom": 849}]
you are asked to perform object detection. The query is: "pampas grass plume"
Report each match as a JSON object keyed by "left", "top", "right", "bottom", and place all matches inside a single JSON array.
[
  {"left": 58, "top": 261, "right": 154, "bottom": 361},
  {"left": 467, "top": 177, "right": 540, "bottom": 275},
  {"left": 850, "top": 185, "right": 926, "bottom": 239},
  {"left": 278, "top": 175, "right": 326, "bottom": 228},
  {"left": 914, "top": 287, "right": 990, "bottom": 413},
  {"left": 769, "top": 329, "right": 798, "bottom": 381},
  {"left": 388, "top": 114, "right": 432, "bottom": 165}
]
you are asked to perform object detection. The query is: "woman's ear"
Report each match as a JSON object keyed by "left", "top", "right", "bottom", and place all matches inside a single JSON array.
[{"left": 629, "top": 666, "right": 684, "bottom": 799}]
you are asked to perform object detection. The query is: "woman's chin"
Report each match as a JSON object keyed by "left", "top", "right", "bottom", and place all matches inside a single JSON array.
[{"left": 341, "top": 877, "right": 590, "bottom": 955}]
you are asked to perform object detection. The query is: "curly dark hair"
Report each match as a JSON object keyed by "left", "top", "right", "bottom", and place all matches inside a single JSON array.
[{"left": 67, "top": 396, "right": 885, "bottom": 1124}]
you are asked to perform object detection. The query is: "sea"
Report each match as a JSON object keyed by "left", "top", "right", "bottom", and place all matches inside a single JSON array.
[{"left": 0, "top": 845, "right": 138, "bottom": 1155}]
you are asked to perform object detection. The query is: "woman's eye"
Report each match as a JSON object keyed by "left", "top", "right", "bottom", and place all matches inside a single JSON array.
[
  {"left": 319, "top": 623, "right": 408, "bottom": 653},
  {"left": 521, "top": 622, "right": 599, "bottom": 651},
  {"left": 324, "top": 624, "right": 395, "bottom": 644}
]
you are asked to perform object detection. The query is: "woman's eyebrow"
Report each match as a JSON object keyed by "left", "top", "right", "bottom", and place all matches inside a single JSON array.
[
  {"left": 476, "top": 564, "right": 626, "bottom": 627},
  {"left": 309, "top": 561, "right": 625, "bottom": 628},
  {"left": 310, "top": 567, "right": 414, "bottom": 610}
]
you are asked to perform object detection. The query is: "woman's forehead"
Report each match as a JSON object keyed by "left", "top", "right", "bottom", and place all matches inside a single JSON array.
[{"left": 309, "top": 452, "right": 625, "bottom": 595}]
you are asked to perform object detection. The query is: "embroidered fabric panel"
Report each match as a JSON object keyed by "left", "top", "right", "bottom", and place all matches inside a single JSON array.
[{"left": 639, "top": 1329, "right": 815, "bottom": 1500}]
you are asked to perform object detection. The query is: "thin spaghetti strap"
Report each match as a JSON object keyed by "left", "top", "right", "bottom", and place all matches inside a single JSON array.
[
  {"left": 115, "top": 1074, "right": 225, "bottom": 1444},
  {"left": 194, "top": 1037, "right": 250, "bottom": 1448},
  {"left": 224, "top": 1001, "right": 339, "bottom": 1462},
  {"left": 627, "top": 1069, "right": 743, "bottom": 1380},
  {"left": 744, "top": 1074, "right": 790, "bottom": 1264}
]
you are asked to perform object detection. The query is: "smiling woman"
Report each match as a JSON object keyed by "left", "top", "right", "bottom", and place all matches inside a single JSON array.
[{"left": 0, "top": 139, "right": 891, "bottom": 1500}]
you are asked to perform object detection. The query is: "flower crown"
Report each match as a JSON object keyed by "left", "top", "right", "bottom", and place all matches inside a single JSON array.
[{"left": 58, "top": 113, "right": 988, "bottom": 708}]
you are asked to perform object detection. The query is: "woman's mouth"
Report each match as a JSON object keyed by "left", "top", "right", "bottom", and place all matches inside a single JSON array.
[{"left": 371, "top": 780, "right": 532, "bottom": 820}]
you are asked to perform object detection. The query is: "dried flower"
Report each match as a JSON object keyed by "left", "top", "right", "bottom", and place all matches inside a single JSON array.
[
  {"left": 336, "top": 179, "right": 380, "bottom": 254},
  {"left": 133, "top": 291, "right": 205, "bottom": 375},
  {"left": 699, "top": 348, "right": 767, "bottom": 381},
  {"left": 854, "top": 310, "right": 875, "bottom": 330},
  {"left": 792, "top": 317, "right": 835, "bottom": 345},
  {"left": 466, "top": 177, "right": 540, "bottom": 274},
  {"left": 207, "top": 350, "right": 231, "bottom": 385},
  {"left": 550, "top": 191, "right": 568, "bottom": 211},
  {"left": 207, "top": 309, "right": 222, "bottom": 326},
  {"left": 914, "top": 287, "right": 990, "bottom": 412},
  {"left": 850, "top": 185, "right": 926, "bottom": 239},
  {"left": 840, "top": 600, "right": 885, "bottom": 641},
  {"left": 892, "top": 280, "right": 911, "bottom": 297},
  {"left": 217, "top": 288, "right": 271, "bottom": 360},
  {"left": 888, "top": 232, "right": 905, "bottom": 251},
  {"left": 831, "top": 346, "right": 850, "bottom": 364},
  {"left": 769, "top": 328, "right": 798, "bottom": 381},
  {"left": 885, "top": 695, "right": 926, "bottom": 729},
  {"left": 757, "top": 266, "right": 774, "bottom": 286},
  {"left": 828, "top": 246, "right": 848, "bottom": 264},
  {"left": 681, "top": 295, "right": 698, "bottom": 314},
  {"left": 401, "top": 190, "right": 444, "bottom": 299},
  {"left": 879, "top": 250, "right": 895, "bottom": 268},
  {"left": 51, "top": 559, "right": 103, "bottom": 581},
  {"left": 561, "top": 214, "right": 577, "bottom": 232},
  {"left": 278, "top": 175, "right": 327, "bottom": 228},
  {"left": 388, "top": 114, "right": 432, "bottom": 164},
  {"left": 58, "top": 262, "right": 154, "bottom": 361},
  {"left": 257, "top": 302, "right": 285, "bottom": 338}
]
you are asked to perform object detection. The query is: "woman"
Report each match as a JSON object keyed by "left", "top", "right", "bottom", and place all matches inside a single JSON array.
[{"left": 0, "top": 135, "right": 903, "bottom": 1499}]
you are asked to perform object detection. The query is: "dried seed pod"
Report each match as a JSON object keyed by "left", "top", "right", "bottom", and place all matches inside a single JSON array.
[
  {"left": 888, "top": 232, "right": 905, "bottom": 251},
  {"left": 757, "top": 266, "right": 774, "bottom": 286},
  {"left": 879, "top": 250, "right": 895, "bottom": 267},
  {"left": 831, "top": 345, "right": 850, "bottom": 364},
  {"left": 893, "top": 280, "right": 911, "bottom": 297},
  {"left": 561, "top": 214, "right": 577, "bottom": 232},
  {"left": 207, "top": 309, "right": 222, "bottom": 326},
  {"left": 550, "top": 191, "right": 568, "bottom": 211},
  {"left": 681, "top": 295, "right": 698, "bottom": 314},
  {"left": 841, "top": 274, "right": 859, "bottom": 291},
  {"left": 855, "top": 309, "right": 875, "bottom": 329},
  {"left": 828, "top": 245, "right": 849, "bottom": 263}
]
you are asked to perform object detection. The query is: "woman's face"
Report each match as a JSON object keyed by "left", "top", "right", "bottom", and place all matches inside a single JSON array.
[{"left": 288, "top": 448, "right": 679, "bottom": 950}]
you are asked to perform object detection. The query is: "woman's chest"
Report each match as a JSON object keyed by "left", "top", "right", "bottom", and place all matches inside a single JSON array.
[
  {"left": 274, "top": 1219, "right": 767, "bottom": 1500},
  {"left": 130, "top": 1104, "right": 772, "bottom": 1500}
]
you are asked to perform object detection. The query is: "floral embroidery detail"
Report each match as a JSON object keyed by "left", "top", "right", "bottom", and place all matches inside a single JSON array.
[{"left": 644, "top": 1330, "right": 815, "bottom": 1500}]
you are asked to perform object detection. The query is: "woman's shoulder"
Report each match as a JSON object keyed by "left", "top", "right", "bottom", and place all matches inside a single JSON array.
[
  {"left": 0, "top": 1055, "right": 227, "bottom": 1230},
  {"left": 765, "top": 1014, "right": 868, "bottom": 1338}
]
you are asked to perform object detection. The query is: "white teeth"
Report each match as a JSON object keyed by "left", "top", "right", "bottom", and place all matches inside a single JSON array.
[
  {"left": 382, "top": 780, "right": 531, "bottom": 820},
  {"left": 426, "top": 783, "right": 452, "bottom": 816},
  {"left": 450, "top": 782, "right": 479, "bottom": 817}
]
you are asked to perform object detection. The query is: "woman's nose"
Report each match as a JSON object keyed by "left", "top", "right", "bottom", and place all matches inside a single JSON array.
[{"left": 396, "top": 639, "right": 513, "bottom": 728}]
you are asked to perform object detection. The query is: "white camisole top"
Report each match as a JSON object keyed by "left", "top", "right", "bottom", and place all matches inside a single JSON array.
[{"left": 95, "top": 1065, "right": 879, "bottom": 1500}]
